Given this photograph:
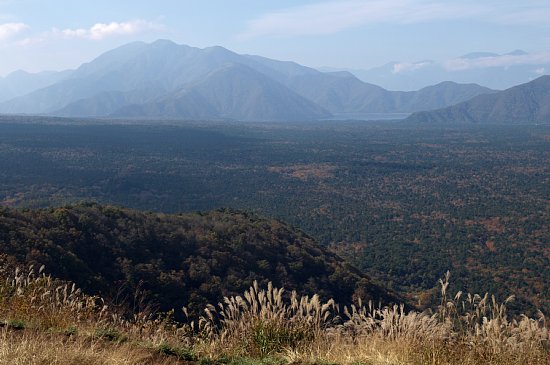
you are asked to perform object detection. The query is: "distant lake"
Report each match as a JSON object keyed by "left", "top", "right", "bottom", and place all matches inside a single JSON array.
[{"left": 328, "top": 113, "right": 410, "bottom": 121}]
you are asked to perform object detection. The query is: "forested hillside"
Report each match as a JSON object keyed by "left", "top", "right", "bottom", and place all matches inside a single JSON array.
[{"left": 0, "top": 204, "right": 398, "bottom": 314}]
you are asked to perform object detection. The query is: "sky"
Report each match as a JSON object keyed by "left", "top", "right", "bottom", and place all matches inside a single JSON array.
[{"left": 1, "top": 0, "right": 550, "bottom": 76}]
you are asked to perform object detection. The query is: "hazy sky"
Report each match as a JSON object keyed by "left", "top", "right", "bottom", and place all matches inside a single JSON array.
[{"left": 1, "top": 0, "right": 550, "bottom": 76}]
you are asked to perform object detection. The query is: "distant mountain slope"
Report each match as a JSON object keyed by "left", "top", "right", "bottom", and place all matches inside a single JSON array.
[
  {"left": 113, "top": 64, "right": 330, "bottom": 121},
  {"left": 394, "top": 81, "right": 495, "bottom": 112},
  {"left": 405, "top": 75, "right": 550, "bottom": 124},
  {"left": 286, "top": 73, "right": 493, "bottom": 114},
  {"left": 0, "top": 204, "right": 400, "bottom": 313},
  {"left": 327, "top": 50, "right": 549, "bottom": 91},
  {"left": 286, "top": 72, "right": 391, "bottom": 114},
  {"left": 0, "top": 40, "right": 493, "bottom": 120},
  {"left": 0, "top": 40, "right": 244, "bottom": 115},
  {"left": 111, "top": 89, "right": 220, "bottom": 120},
  {"left": 54, "top": 86, "right": 166, "bottom": 117},
  {"left": 0, "top": 40, "right": 331, "bottom": 121},
  {"left": 0, "top": 77, "right": 139, "bottom": 114},
  {"left": 0, "top": 69, "right": 72, "bottom": 103}
]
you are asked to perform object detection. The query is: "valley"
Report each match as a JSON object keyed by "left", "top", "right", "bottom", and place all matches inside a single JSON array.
[{"left": 0, "top": 118, "right": 547, "bottom": 315}]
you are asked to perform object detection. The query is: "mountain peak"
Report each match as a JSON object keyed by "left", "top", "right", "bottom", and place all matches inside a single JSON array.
[
  {"left": 150, "top": 39, "right": 178, "bottom": 46},
  {"left": 506, "top": 49, "right": 528, "bottom": 56},
  {"left": 204, "top": 45, "right": 231, "bottom": 52}
]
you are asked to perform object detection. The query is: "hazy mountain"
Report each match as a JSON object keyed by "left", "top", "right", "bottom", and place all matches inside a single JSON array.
[
  {"left": 58, "top": 63, "right": 330, "bottom": 121},
  {"left": 0, "top": 40, "right": 240, "bottom": 114},
  {"left": 241, "top": 57, "right": 493, "bottom": 114},
  {"left": 0, "top": 40, "right": 494, "bottom": 120},
  {"left": 114, "top": 63, "right": 330, "bottom": 121},
  {"left": 285, "top": 71, "right": 391, "bottom": 114},
  {"left": 405, "top": 75, "right": 550, "bottom": 124},
  {"left": 0, "top": 40, "right": 331, "bottom": 120},
  {"left": 109, "top": 89, "right": 219, "bottom": 120},
  {"left": 242, "top": 54, "right": 320, "bottom": 83},
  {"left": 326, "top": 50, "right": 550, "bottom": 91},
  {"left": 0, "top": 69, "right": 72, "bottom": 103},
  {"left": 286, "top": 72, "right": 493, "bottom": 114},
  {"left": 55, "top": 86, "right": 166, "bottom": 117},
  {"left": 393, "top": 81, "right": 496, "bottom": 112}
]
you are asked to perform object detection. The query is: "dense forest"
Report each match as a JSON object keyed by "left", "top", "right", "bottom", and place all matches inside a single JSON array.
[
  {"left": 0, "top": 118, "right": 548, "bottom": 314},
  {"left": 0, "top": 203, "right": 398, "bottom": 315}
]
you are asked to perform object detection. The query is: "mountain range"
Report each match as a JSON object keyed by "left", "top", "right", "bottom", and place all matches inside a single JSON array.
[
  {"left": 0, "top": 40, "right": 494, "bottom": 121},
  {"left": 323, "top": 50, "right": 550, "bottom": 91},
  {"left": 405, "top": 75, "right": 550, "bottom": 124}
]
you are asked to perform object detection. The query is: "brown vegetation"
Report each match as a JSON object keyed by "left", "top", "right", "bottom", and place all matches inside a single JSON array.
[
  {"left": 0, "top": 265, "right": 547, "bottom": 365},
  {"left": 267, "top": 164, "right": 336, "bottom": 181}
]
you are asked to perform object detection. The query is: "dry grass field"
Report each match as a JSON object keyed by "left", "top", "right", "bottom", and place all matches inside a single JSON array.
[{"left": 0, "top": 266, "right": 548, "bottom": 365}]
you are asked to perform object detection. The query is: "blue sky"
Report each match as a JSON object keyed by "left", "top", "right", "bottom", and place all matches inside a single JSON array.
[{"left": 1, "top": 0, "right": 550, "bottom": 76}]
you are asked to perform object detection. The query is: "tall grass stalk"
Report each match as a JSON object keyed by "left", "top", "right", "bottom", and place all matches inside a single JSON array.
[{"left": 0, "top": 264, "right": 547, "bottom": 364}]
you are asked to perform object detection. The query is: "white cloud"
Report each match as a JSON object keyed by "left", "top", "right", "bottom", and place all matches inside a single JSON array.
[
  {"left": 443, "top": 52, "right": 550, "bottom": 71},
  {"left": 58, "top": 19, "right": 163, "bottom": 40},
  {"left": 8, "top": 19, "right": 164, "bottom": 48},
  {"left": 238, "top": 0, "right": 487, "bottom": 39},
  {"left": 0, "top": 22, "right": 28, "bottom": 41},
  {"left": 238, "top": 0, "right": 550, "bottom": 40},
  {"left": 392, "top": 61, "right": 432, "bottom": 74},
  {"left": 534, "top": 67, "right": 546, "bottom": 75},
  {"left": 15, "top": 35, "right": 45, "bottom": 46}
]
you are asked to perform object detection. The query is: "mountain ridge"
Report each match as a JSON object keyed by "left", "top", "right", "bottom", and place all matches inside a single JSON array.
[
  {"left": 405, "top": 75, "right": 550, "bottom": 124},
  {"left": 324, "top": 50, "right": 549, "bottom": 91},
  {"left": 0, "top": 40, "right": 494, "bottom": 121}
]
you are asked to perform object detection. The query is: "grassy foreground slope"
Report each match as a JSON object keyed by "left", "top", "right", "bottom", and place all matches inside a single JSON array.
[
  {"left": 0, "top": 203, "right": 398, "bottom": 314},
  {"left": 0, "top": 265, "right": 548, "bottom": 365}
]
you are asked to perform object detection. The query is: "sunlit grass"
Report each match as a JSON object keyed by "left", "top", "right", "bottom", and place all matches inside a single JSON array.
[{"left": 0, "top": 265, "right": 548, "bottom": 364}]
